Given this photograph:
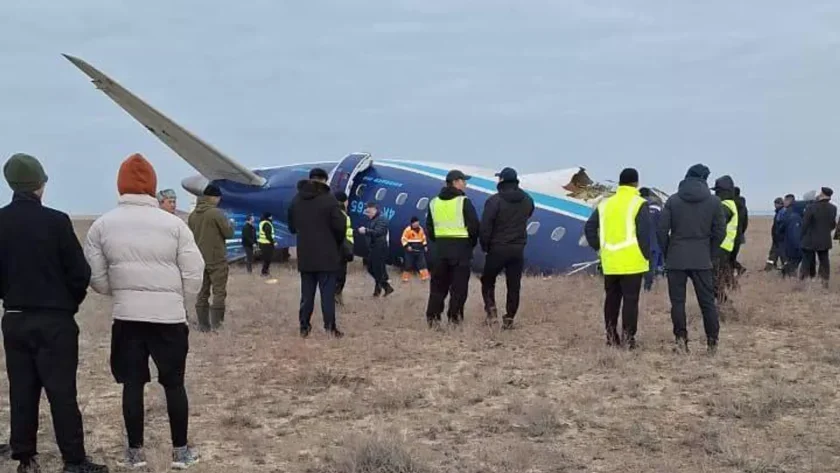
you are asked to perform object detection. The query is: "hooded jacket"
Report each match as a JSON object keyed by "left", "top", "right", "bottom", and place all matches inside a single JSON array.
[
  {"left": 479, "top": 181, "right": 535, "bottom": 253},
  {"left": 287, "top": 179, "right": 346, "bottom": 272},
  {"left": 0, "top": 192, "right": 91, "bottom": 314},
  {"left": 426, "top": 186, "right": 480, "bottom": 260},
  {"left": 657, "top": 170, "right": 726, "bottom": 270},
  {"left": 713, "top": 175, "right": 737, "bottom": 254},
  {"left": 801, "top": 198, "right": 837, "bottom": 251},
  {"left": 188, "top": 196, "right": 234, "bottom": 266},
  {"left": 778, "top": 201, "right": 806, "bottom": 259},
  {"left": 85, "top": 194, "right": 205, "bottom": 324}
]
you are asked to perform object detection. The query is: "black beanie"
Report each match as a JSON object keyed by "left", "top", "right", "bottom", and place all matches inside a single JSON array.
[
  {"left": 685, "top": 164, "right": 710, "bottom": 180},
  {"left": 203, "top": 184, "right": 222, "bottom": 197},
  {"left": 619, "top": 168, "right": 639, "bottom": 185}
]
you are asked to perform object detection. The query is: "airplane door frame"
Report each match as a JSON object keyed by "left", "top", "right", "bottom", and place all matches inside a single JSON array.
[{"left": 327, "top": 152, "right": 373, "bottom": 196}]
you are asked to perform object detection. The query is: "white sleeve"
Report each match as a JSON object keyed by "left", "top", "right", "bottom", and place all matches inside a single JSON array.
[
  {"left": 177, "top": 221, "right": 205, "bottom": 296},
  {"left": 83, "top": 220, "right": 111, "bottom": 295}
]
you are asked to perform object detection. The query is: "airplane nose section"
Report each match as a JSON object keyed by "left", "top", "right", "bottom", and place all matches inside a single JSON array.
[{"left": 181, "top": 174, "right": 209, "bottom": 196}]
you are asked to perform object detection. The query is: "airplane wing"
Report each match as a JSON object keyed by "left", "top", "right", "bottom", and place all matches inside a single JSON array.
[{"left": 62, "top": 54, "right": 266, "bottom": 187}]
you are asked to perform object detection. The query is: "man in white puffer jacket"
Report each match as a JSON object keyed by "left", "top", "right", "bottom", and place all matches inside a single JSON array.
[{"left": 83, "top": 154, "right": 205, "bottom": 470}]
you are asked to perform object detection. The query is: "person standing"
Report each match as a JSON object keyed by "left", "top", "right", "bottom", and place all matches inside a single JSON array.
[
  {"left": 639, "top": 187, "right": 663, "bottom": 292},
  {"left": 0, "top": 153, "right": 109, "bottom": 473},
  {"left": 765, "top": 197, "right": 785, "bottom": 271},
  {"left": 334, "top": 192, "right": 354, "bottom": 306},
  {"left": 479, "top": 167, "right": 534, "bottom": 329},
  {"left": 731, "top": 186, "right": 748, "bottom": 276},
  {"left": 710, "top": 176, "right": 739, "bottom": 311},
  {"left": 584, "top": 168, "right": 650, "bottom": 349},
  {"left": 657, "top": 164, "right": 726, "bottom": 354},
  {"left": 799, "top": 187, "right": 837, "bottom": 287},
  {"left": 187, "top": 184, "right": 234, "bottom": 331},
  {"left": 157, "top": 188, "right": 178, "bottom": 214},
  {"left": 241, "top": 214, "right": 257, "bottom": 274},
  {"left": 425, "top": 170, "right": 480, "bottom": 328},
  {"left": 84, "top": 153, "right": 204, "bottom": 469},
  {"left": 360, "top": 202, "right": 394, "bottom": 297},
  {"left": 778, "top": 197, "right": 804, "bottom": 277},
  {"left": 257, "top": 213, "right": 275, "bottom": 277},
  {"left": 400, "top": 217, "right": 429, "bottom": 283},
  {"left": 287, "top": 168, "right": 347, "bottom": 338},
  {"left": 400, "top": 217, "right": 430, "bottom": 282}
]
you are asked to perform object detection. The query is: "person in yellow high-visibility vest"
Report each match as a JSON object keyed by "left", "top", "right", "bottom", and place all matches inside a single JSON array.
[
  {"left": 334, "top": 191, "right": 354, "bottom": 305},
  {"left": 711, "top": 175, "right": 739, "bottom": 312},
  {"left": 257, "top": 212, "right": 275, "bottom": 277},
  {"left": 583, "top": 168, "right": 651, "bottom": 350},
  {"left": 424, "top": 169, "right": 480, "bottom": 328}
]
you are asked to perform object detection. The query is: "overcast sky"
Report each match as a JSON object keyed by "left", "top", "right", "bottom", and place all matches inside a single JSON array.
[{"left": 2, "top": 0, "right": 839, "bottom": 214}]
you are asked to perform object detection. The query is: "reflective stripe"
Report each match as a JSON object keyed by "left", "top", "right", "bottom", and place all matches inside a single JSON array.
[
  {"left": 257, "top": 220, "right": 273, "bottom": 244},
  {"left": 721, "top": 199, "right": 738, "bottom": 252},
  {"left": 429, "top": 196, "right": 469, "bottom": 238},
  {"left": 597, "top": 186, "right": 649, "bottom": 275}
]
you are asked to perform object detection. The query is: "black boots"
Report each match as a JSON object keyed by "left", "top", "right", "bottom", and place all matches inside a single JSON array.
[
  {"left": 373, "top": 282, "right": 394, "bottom": 297},
  {"left": 196, "top": 307, "right": 224, "bottom": 332},
  {"left": 707, "top": 338, "right": 718, "bottom": 355},
  {"left": 674, "top": 336, "right": 689, "bottom": 354}
]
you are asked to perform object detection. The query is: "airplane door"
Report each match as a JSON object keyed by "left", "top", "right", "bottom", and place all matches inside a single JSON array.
[{"left": 327, "top": 152, "right": 373, "bottom": 196}]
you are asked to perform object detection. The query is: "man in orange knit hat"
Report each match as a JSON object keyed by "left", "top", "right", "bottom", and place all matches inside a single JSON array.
[
  {"left": 85, "top": 153, "right": 204, "bottom": 469},
  {"left": 188, "top": 183, "right": 234, "bottom": 330}
]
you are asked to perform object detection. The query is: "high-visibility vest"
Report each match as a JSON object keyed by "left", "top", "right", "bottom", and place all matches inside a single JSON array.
[
  {"left": 597, "top": 186, "right": 649, "bottom": 275},
  {"left": 342, "top": 211, "right": 354, "bottom": 244},
  {"left": 429, "top": 195, "right": 469, "bottom": 238},
  {"left": 720, "top": 199, "right": 739, "bottom": 252},
  {"left": 258, "top": 220, "right": 273, "bottom": 245},
  {"left": 401, "top": 226, "right": 427, "bottom": 247}
]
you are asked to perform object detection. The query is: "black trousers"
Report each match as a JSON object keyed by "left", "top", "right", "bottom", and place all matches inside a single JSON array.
[
  {"left": 730, "top": 239, "right": 744, "bottom": 270},
  {"left": 603, "top": 274, "right": 643, "bottom": 342},
  {"left": 667, "top": 269, "right": 719, "bottom": 342},
  {"left": 2, "top": 311, "right": 86, "bottom": 464},
  {"left": 800, "top": 249, "right": 830, "bottom": 282},
  {"left": 336, "top": 260, "right": 347, "bottom": 295},
  {"left": 480, "top": 247, "right": 524, "bottom": 319},
  {"left": 426, "top": 256, "right": 471, "bottom": 323},
  {"left": 713, "top": 251, "right": 734, "bottom": 304},
  {"left": 259, "top": 243, "right": 274, "bottom": 276},
  {"left": 299, "top": 271, "right": 337, "bottom": 331},
  {"left": 111, "top": 320, "right": 189, "bottom": 449},
  {"left": 366, "top": 249, "right": 389, "bottom": 287},
  {"left": 243, "top": 245, "right": 254, "bottom": 273}
]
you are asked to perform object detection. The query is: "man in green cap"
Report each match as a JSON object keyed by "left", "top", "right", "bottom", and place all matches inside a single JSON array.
[{"left": 0, "top": 153, "right": 109, "bottom": 472}]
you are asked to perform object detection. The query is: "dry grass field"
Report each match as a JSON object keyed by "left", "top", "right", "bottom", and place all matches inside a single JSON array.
[{"left": 1, "top": 217, "right": 840, "bottom": 472}]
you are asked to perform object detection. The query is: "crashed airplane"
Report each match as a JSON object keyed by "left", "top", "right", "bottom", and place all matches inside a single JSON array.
[{"left": 63, "top": 54, "right": 668, "bottom": 275}]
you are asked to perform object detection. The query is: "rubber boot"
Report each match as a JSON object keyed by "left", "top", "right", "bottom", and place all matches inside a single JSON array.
[
  {"left": 209, "top": 308, "right": 225, "bottom": 331},
  {"left": 196, "top": 306, "right": 211, "bottom": 332}
]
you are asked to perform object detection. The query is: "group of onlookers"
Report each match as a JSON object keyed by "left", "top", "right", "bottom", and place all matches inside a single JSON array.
[{"left": 768, "top": 189, "right": 837, "bottom": 284}]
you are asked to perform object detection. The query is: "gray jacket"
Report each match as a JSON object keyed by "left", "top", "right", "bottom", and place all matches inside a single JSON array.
[{"left": 657, "top": 177, "right": 726, "bottom": 270}]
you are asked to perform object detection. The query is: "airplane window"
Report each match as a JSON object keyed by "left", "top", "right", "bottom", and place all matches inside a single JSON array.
[
  {"left": 355, "top": 184, "right": 366, "bottom": 198},
  {"left": 416, "top": 197, "right": 429, "bottom": 210},
  {"left": 395, "top": 192, "right": 408, "bottom": 206},
  {"left": 550, "top": 226, "right": 566, "bottom": 241},
  {"left": 526, "top": 221, "right": 540, "bottom": 235},
  {"left": 578, "top": 234, "right": 589, "bottom": 247},
  {"left": 375, "top": 188, "right": 387, "bottom": 201}
]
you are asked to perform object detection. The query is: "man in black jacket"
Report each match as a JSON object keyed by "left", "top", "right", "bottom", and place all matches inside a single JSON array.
[
  {"left": 711, "top": 175, "right": 738, "bottom": 310},
  {"left": 731, "top": 186, "right": 748, "bottom": 276},
  {"left": 657, "top": 164, "right": 726, "bottom": 354},
  {"left": 425, "top": 170, "right": 480, "bottom": 327},
  {"left": 359, "top": 202, "right": 394, "bottom": 297},
  {"left": 0, "top": 154, "right": 108, "bottom": 473},
  {"left": 479, "top": 167, "right": 534, "bottom": 329},
  {"left": 288, "top": 168, "right": 347, "bottom": 338},
  {"left": 765, "top": 197, "right": 784, "bottom": 271},
  {"left": 241, "top": 214, "right": 257, "bottom": 274},
  {"left": 799, "top": 187, "right": 837, "bottom": 287}
]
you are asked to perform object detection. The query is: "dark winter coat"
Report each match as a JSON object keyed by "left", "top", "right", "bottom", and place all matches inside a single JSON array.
[
  {"left": 426, "top": 186, "right": 480, "bottom": 260},
  {"left": 713, "top": 176, "right": 737, "bottom": 256},
  {"left": 647, "top": 201, "right": 662, "bottom": 254},
  {"left": 657, "top": 177, "right": 726, "bottom": 270},
  {"left": 778, "top": 201, "right": 805, "bottom": 259},
  {"left": 735, "top": 196, "right": 748, "bottom": 243},
  {"left": 479, "top": 181, "right": 535, "bottom": 254},
  {"left": 801, "top": 199, "right": 837, "bottom": 251},
  {"left": 364, "top": 212, "right": 390, "bottom": 255},
  {"left": 771, "top": 207, "right": 784, "bottom": 244},
  {"left": 241, "top": 221, "right": 257, "bottom": 247},
  {"left": 583, "top": 188, "right": 652, "bottom": 261},
  {"left": 0, "top": 192, "right": 91, "bottom": 314},
  {"left": 287, "top": 180, "right": 346, "bottom": 272}
]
